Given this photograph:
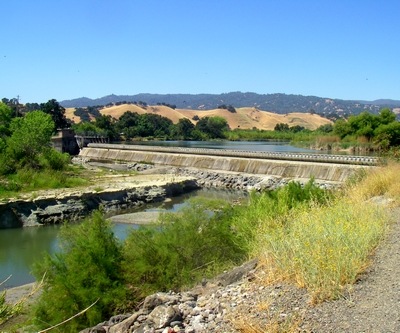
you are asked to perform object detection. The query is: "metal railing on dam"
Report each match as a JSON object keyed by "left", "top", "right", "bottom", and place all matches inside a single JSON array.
[{"left": 86, "top": 143, "right": 379, "bottom": 166}]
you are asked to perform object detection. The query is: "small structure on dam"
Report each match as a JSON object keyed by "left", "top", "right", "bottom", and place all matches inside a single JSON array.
[{"left": 79, "top": 143, "right": 378, "bottom": 184}]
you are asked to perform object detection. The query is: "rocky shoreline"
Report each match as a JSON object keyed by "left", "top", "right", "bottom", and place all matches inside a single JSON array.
[
  {"left": 0, "top": 175, "right": 199, "bottom": 229},
  {"left": 0, "top": 160, "right": 340, "bottom": 229},
  {"left": 171, "top": 167, "right": 339, "bottom": 191}
]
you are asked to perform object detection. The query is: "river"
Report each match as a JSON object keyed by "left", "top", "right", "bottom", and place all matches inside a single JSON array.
[
  {"left": 0, "top": 141, "right": 316, "bottom": 290},
  {"left": 126, "top": 139, "right": 319, "bottom": 153}
]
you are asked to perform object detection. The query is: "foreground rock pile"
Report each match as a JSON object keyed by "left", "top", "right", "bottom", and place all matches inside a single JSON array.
[
  {"left": 81, "top": 261, "right": 259, "bottom": 333},
  {"left": 81, "top": 260, "right": 314, "bottom": 333}
]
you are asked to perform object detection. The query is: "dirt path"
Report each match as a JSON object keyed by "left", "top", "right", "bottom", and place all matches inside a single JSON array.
[{"left": 301, "top": 207, "right": 400, "bottom": 332}]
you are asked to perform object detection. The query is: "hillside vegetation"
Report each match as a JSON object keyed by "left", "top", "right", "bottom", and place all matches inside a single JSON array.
[
  {"left": 65, "top": 104, "right": 332, "bottom": 131},
  {"left": 60, "top": 92, "right": 400, "bottom": 116}
]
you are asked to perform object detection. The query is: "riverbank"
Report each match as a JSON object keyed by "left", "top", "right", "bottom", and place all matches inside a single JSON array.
[
  {"left": 1, "top": 158, "right": 345, "bottom": 229},
  {"left": 0, "top": 173, "right": 199, "bottom": 228}
]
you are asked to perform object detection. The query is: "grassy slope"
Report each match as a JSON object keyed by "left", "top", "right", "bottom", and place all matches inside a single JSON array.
[{"left": 66, "top": 105, "right": 332, "bottom": 130}]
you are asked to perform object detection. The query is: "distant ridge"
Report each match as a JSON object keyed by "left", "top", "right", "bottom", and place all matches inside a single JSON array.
[{"left": 60, "top": 92, "right": 400, "bottom": 115}]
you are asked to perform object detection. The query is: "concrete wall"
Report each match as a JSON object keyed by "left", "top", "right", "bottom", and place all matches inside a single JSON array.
[
  {"left": 79, "top": 146, "right": 372, "bottom": 183},
  {"left": 51, "top": 129, "right": 80, "bottom": 155}
]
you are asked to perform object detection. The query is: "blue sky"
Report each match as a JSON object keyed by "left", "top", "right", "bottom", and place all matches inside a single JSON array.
[{"left": 1, "top": 0, "right": 399, "bottom": 104}]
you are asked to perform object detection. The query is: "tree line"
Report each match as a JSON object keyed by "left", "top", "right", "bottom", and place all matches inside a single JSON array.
[
  {"left": 332, "top": 108, "right": 400, "bottom": 148},
  {"left": 2, "top": 96, "right": 400, "bottom": 159},
  {"left": 73, "top": 111, "right": 230, "bottom": 141}
]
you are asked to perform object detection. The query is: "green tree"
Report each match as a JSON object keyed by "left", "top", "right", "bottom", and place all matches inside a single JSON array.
[
  {"left": 115, "top": 111, "right": 140, "bottom": 139},
  {"left": 333, "top": 119, "right": 352, "bottom": 139},
  {"left": 378, "top": 108, "right": 396, "bottom": 125},
  {"left": 374, "top": 122, "right": 400, "bottom": 147},
  {"left": 6, "top": 111, "right": 55, "bottom": 169},
  {"left": 32, "top": 211, "right": 127, "bottom": 332},
  {"left": 316, "top": 124, "right": 334, "bottom": 133},
  {"left": 134, "top": 113, "right": 173, "bottom": 138},
  {"left": 195, "top": 116, "right": 229, "bottom": 139},
  {"left": 40, "top": 99, "right": 70, "bottom": 129},
  {"left": 274, "top": 123, "right": 289, "bottom": 132},
  {"left": 0, "top": 102, "right": 13, "bottom": 152},
  {"left": 116, "top": 111, "right": 140, "bottom": 129},
  {"left": 175, "top": 118, "right": 195, "bottom": 139},
  {"left": 95, "top": 115, "right": 118, "bottom": 140},
  {"left": 348, "top": 112, "right": 379, "bottom": 139},
  {"left": 72, "top": 122, "right": 106, "bottom": 137},
  {"left": 289, "top": 125, "right": 306, "bottom": 133}
]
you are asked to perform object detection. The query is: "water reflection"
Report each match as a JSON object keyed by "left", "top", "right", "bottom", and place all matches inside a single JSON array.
[{"left": 0, "top": 225, "right": 60, "bottom": 289}]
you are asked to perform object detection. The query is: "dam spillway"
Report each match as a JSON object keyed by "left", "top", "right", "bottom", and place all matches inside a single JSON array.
[{"left": 79, "top": 143, "right": 378, "bottom": 183}]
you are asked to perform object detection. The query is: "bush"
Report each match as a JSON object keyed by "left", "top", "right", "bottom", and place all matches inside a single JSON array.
[
  {"left": 32, "top": 211, "right": 128, "bottom": 332},
  {"left": 0, "top": 289, "right": 23, "bottom": 326},
  {"left": 0, "top": 152, "right": 16, "bottom": 175},
  {"left": 39, "top": 149, "right": 71, "bottom": 171},
  {"left": 122, "top": 197, "right": 246, "bottom": 297}
]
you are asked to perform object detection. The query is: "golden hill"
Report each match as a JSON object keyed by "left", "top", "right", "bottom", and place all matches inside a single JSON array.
[{"left": 66, "top": 105, "right": 332, "bottom": 130}]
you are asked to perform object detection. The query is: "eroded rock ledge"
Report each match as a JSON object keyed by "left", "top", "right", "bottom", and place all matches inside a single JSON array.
[
  {"left": 0, "top": 178, "right": 199, "bottom": 229},
  {"left": 0, "top": 161, "right": 341, "bottom": 229}
]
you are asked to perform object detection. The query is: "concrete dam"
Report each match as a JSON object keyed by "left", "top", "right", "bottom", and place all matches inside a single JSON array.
[{"left": 79, "top": 143, "right": 379, "bottom": 183}]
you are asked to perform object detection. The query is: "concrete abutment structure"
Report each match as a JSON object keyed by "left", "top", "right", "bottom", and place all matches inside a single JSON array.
[{"left": 80, "top": 144, "right": 377, "bottom": 183}]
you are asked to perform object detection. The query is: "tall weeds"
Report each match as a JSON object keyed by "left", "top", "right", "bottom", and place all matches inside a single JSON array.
[
  {"left": 257, "top": 197, "right": 387, "bottom": 302},
  {"left": 251, "top": 166, "right": 395, "bottom": 302},
  {"left": 0, "top": 167, "right": 88, "bottom": 198},
  {"left": 346, "top": 162, "right": 400, "bottom": 203}
]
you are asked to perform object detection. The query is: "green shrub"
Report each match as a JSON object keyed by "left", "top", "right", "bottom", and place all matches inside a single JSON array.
[
  {"left": 229, "top": 179, "right": 331, "bottom": 255},
  {"left": 40, "top": 149, "right": 71, "bottom": 171},
  {"left": 0, "top": 152, "right": 16, "bottom": 175},
  {"left": 0, "top": 290, "right": 23, "bottom": 326},
  {"left": 122, "top": 197, "right": 246, "bottom": 297},
  {"left": 0, "top": 168, "right": 88, "bottom": 197},
  {"left": 32, "top": 211, "right": 128, "bottom": 332}
]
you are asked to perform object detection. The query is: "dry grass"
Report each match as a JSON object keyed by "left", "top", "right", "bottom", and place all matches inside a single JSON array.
[
  {"left": 66, "top": 104, "right": 332, "bottom": 130},
  {"left": 100, "top": 104, "right": 148, "bottom": 118},
  {"left": 315, "top": 135, "right": 340, "bottom": 145},
  {"left": 346, "top": 162, "right": 400, "bottom": 204},
  {"left": 65, "top": 107, "right": 80, "bottom": 123},
  {"left": 264, "top": 199, "right": 387, "bottom": 302},
  {"left": 252, "top": 164, "right": 399, "bottom": 303},
  {"left": 231, "top": 300, "right": 302, "bottom": 333}
]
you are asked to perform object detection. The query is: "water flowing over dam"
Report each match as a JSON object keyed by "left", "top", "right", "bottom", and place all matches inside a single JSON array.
[{"left": 79, "top": 143, "right": 378, "bottom": 183}]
